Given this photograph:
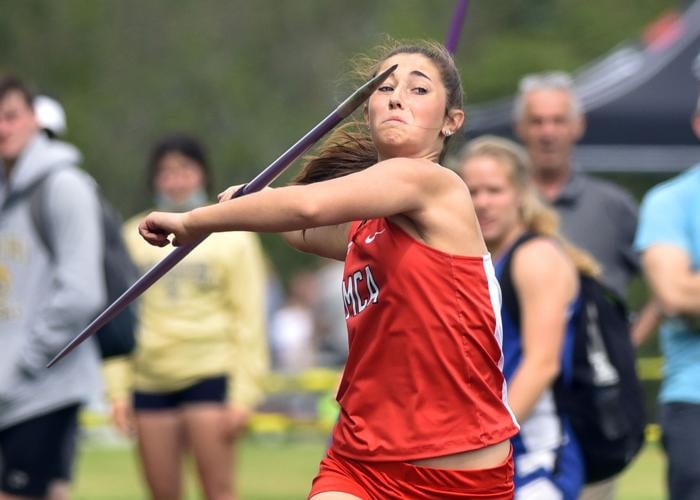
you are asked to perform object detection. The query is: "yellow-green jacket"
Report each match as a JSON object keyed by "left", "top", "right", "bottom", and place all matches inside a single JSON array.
[{"left": 104, "top": 212, "right": 269, "bottom": 411}]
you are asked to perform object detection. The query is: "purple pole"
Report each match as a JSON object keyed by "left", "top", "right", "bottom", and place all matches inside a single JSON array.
[
  {"left": 48, "top": 63, "right": 397, "bottom": 368},
  {"left": 445, "top": 0, "right": 469, "bottom": 54}
]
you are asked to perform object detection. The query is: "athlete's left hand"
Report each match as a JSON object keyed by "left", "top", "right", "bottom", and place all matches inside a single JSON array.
[{"left": 138, "top": 211, "right": 199, "bottom": 247}]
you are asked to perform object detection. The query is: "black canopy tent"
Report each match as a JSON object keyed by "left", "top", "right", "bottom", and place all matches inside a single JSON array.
[{"left": 464, "top": 0, "right": 700, "bottom": 173}]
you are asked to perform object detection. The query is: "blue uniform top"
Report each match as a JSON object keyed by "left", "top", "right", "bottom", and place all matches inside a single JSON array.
[
  {"left": 495, "top": 236, "right": 584, "bottom": 499},
  {"left": 635, "top": 165, "right": 700, "bottom": 404}
]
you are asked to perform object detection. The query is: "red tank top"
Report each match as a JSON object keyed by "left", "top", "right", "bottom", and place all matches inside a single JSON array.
[{"left": 331, "top": 218, "right": 518, "bottom": 461}]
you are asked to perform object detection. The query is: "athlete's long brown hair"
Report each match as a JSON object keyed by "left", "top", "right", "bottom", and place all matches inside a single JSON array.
[
  {"left": 293, "top": 39, "right": 463, "bottom": 185},
  {"left": 458, "top": 135, "right": 601, "bottom": 278}
]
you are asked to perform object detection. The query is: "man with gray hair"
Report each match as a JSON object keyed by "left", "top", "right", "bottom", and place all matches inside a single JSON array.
[
  {"left": 513, "top": 71, "right": 638, "bottom": 299},
  {"left": 634, "top": 89, "right": 700, "bottom": 500},
  {"left": 513, "top": 71, "right": 659, "bottom": 500}
]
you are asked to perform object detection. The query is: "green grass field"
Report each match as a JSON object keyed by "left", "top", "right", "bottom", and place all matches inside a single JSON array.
[{"left": 72, "top": 435, "right": 667, "bottom": 499}]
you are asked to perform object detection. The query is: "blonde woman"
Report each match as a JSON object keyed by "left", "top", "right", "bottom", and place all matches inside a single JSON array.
[{"left": 459, "top": 135, "right": 600, "bottom": 500}]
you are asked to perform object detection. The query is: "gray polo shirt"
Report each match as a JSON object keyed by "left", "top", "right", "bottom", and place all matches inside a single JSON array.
[{"left": 552, "top": 172, "right": 639, "bottom": 298}]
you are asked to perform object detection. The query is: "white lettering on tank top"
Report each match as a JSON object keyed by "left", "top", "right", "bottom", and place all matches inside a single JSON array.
[{"left": 342, "top": 265, "right": 381, "bottom": 319}]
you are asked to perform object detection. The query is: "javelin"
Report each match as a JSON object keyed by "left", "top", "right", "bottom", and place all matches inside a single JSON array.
[
  {"left": 48, "top": 63, "right": 397, "bottom": 368},
  {"left": 445, "top": 0, "right": 469, "bottom": 54}
]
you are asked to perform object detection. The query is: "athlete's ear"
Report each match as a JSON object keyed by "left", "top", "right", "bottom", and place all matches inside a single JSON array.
[
  {"left": 363, "top": 103, "right": 369, "bottom": 125},
  {"left": 443, "top": 108, "right": 464, "bottom": 135}
]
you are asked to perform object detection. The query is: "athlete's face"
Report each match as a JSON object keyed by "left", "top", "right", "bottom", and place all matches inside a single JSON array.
[
  {"left": 365, "top": 53, "right": 462, "bottom": 162},
  {"left": 515, "top": 89, "right": 584, "bottom": 175},
  {"left": 460, "top": 155, "right": 522, "bottom": 246},
  {"left": 0, "top": 91, "right": 39, "bottom": 165}
]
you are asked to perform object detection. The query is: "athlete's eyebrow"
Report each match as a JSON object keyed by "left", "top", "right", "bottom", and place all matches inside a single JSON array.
[{"left": 410, "top": 70, "right": 432, "bottom": 81}]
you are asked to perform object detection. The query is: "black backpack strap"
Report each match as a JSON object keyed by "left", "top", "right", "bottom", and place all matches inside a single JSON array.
[
  {"left": 499, "top": 232, "right": 540, "bottom": 326},
  {"left": 28, "top": 168, "right": 75, "bottom": 261},
  {"left": 0, "top": 170, "right": 64, "bottom": 261},
  {"left": 29, "top": 173, "right": 56, "bottom": 260}
]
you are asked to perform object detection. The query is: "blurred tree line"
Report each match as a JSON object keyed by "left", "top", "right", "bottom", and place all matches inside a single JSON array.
[{"left": 0, "top": 0, "right": 680, "bottom": 278}]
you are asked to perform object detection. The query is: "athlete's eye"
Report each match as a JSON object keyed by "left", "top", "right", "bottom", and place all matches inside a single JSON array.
[
  {"left": 413, "top": 87, "right": 428, "bottom": 95},
  {"left": 378, "top": 85, "right": 394, "bottom": 92}
]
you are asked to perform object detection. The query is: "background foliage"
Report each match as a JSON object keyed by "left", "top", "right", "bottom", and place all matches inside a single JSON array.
[{"left": 0, "top": 0, "right": 682, "bottom": 275}]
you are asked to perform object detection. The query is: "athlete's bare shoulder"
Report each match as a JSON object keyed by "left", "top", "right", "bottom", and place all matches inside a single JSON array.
[
  {"left": 377, "top": 158, "right": 484, "bottom": 256},
  {"left": 368, "top": 157, "right": 464, "bottom": 191}
]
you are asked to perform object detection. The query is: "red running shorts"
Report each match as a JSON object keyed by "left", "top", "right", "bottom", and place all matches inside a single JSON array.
[{"left": 308, "top": 447, "right": 514, "bottom": 499}]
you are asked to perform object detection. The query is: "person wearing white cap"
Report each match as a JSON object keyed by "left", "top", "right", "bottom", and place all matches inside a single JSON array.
[
  {"left": 33, "top": 95, "right": 67, "bottom": 138},
  {"left": 0, "top": 75, "right": 104, "bottom": 500}
]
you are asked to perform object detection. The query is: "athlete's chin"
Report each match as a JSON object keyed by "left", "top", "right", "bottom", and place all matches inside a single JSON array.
[
  {"left": 375, "top": 135, "right": 417, "bottom": 157},
  {"left": 377, "top": 130, "right": 408, "bottom": 144}
]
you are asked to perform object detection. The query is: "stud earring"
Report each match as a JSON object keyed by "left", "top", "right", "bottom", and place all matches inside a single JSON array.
[{"left": 443, "top": 130, "right": 453, "bottom": 137}]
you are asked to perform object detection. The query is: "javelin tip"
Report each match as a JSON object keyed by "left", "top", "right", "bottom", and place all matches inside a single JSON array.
[
  {"left": 48, "top": 63, "right": 395, "bottom": 370},
  {"left": 336, "top": 64, "right": 397, "bottom": 117}
]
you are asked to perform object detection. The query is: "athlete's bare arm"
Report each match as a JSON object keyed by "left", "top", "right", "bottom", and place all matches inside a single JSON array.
[
  {"left": 218, "top": 186, "right": 351, "bottom": 261},
  {"left": 139, "top": 158, "right": 485, "bottom": 257},
  {"left": 282, "top": 224, "right": 351, "bottom": 261}
]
